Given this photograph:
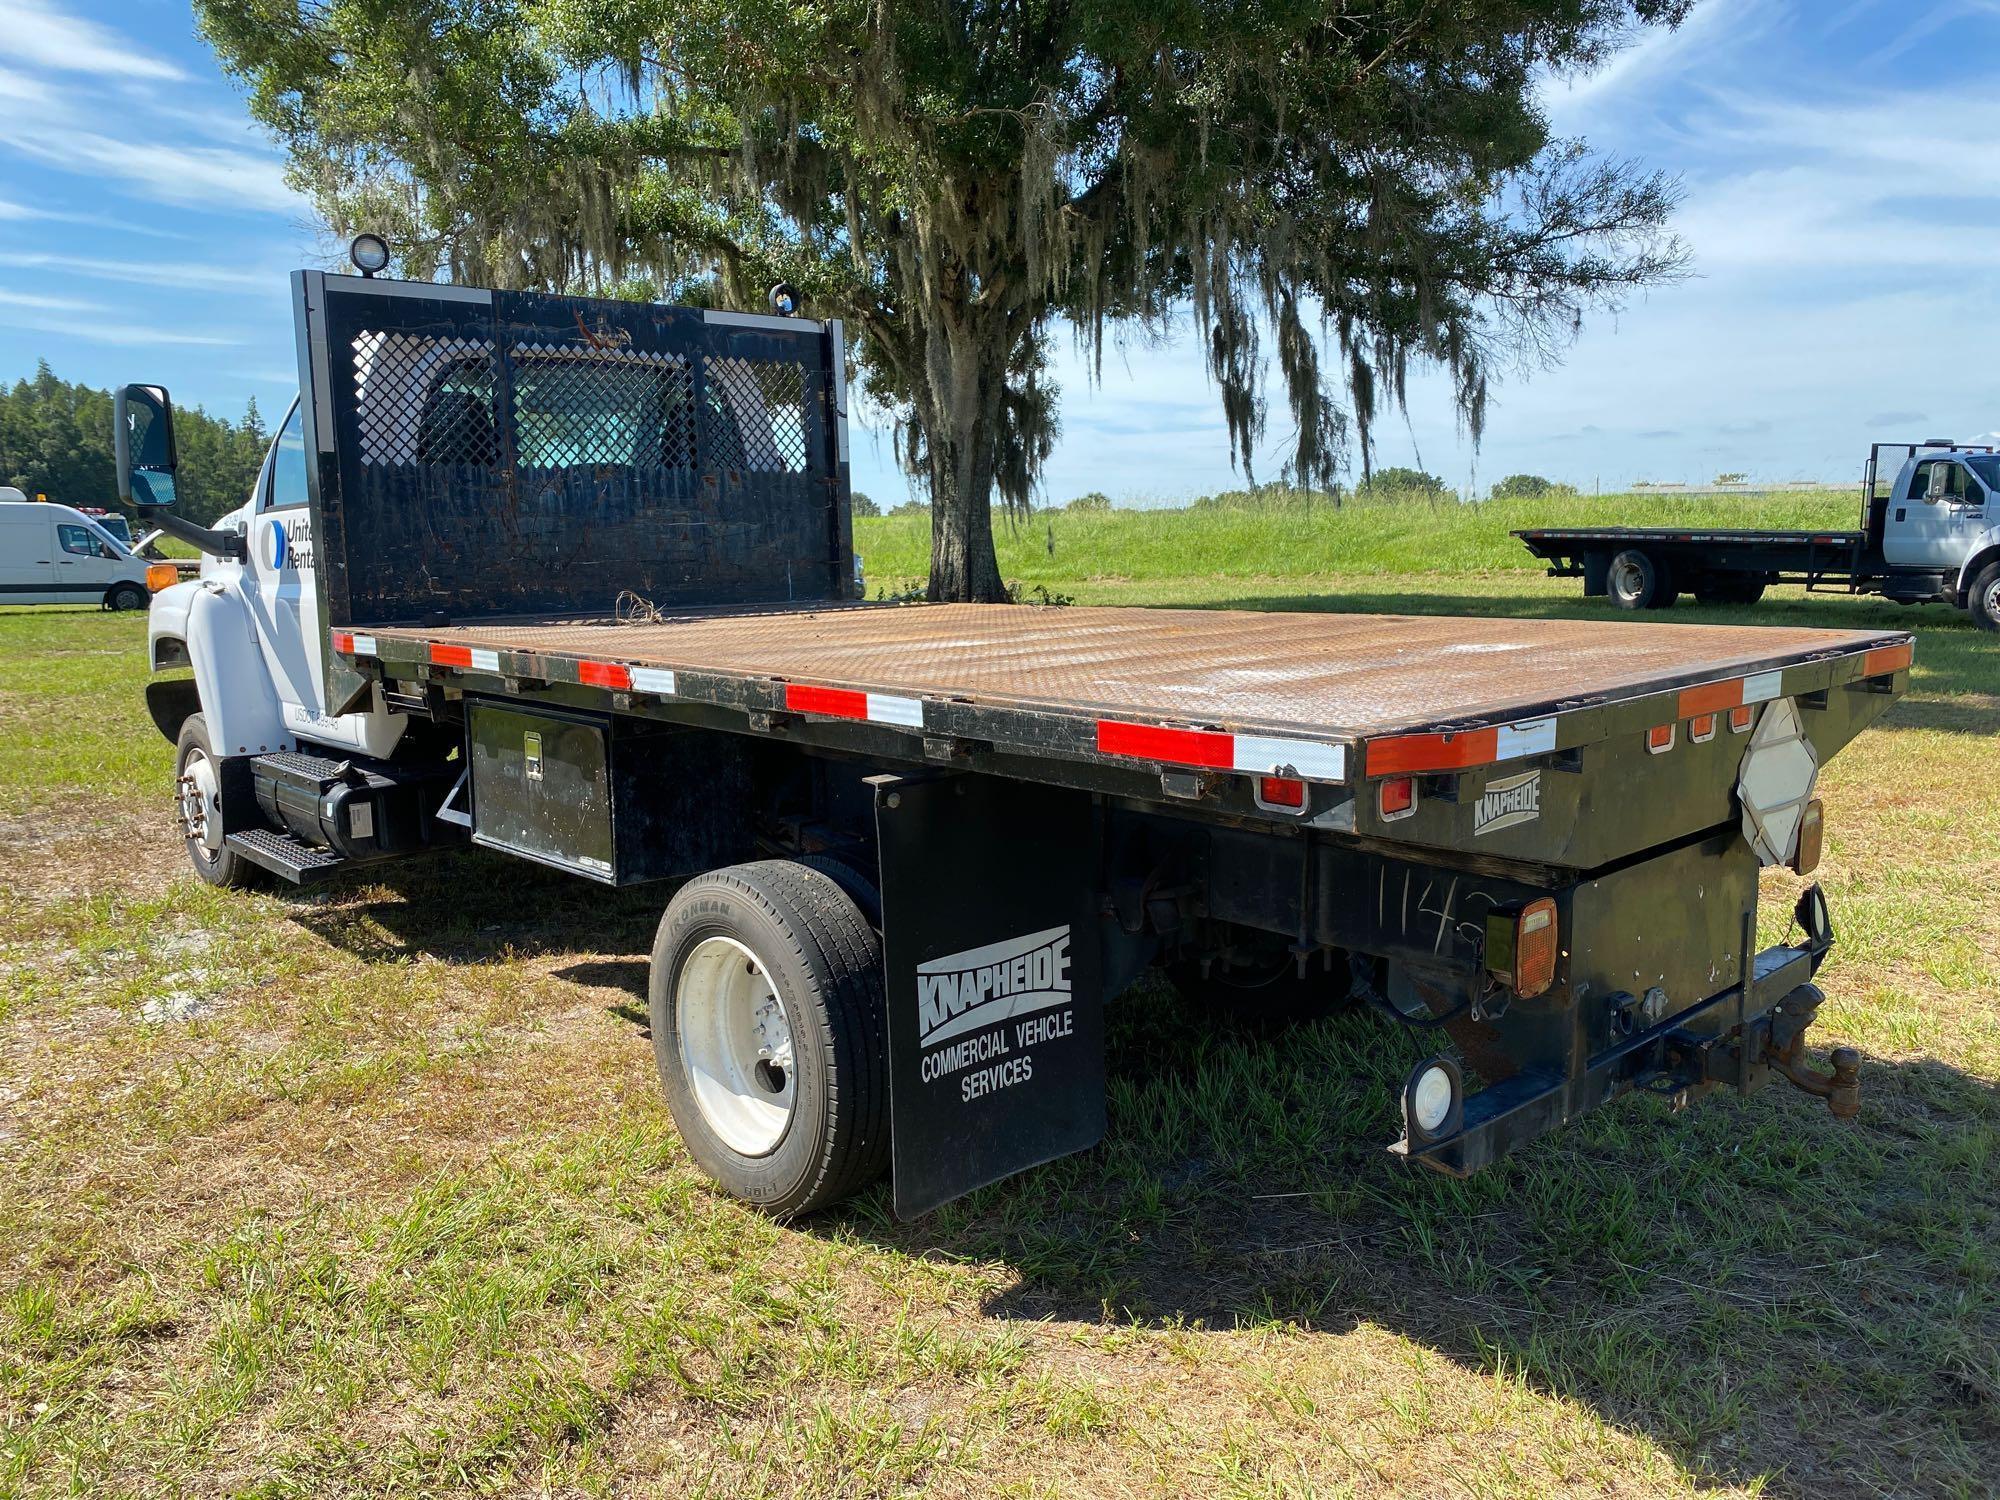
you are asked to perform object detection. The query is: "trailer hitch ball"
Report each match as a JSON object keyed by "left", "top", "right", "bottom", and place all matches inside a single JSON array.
[{"left": 1766, "top": 1033, "right": 1863, "bottom": 1120}]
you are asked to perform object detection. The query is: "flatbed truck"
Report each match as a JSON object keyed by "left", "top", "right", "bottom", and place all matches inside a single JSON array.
[
  {"left": 1517, "top": 442, "right": 2000, "bottom": 630},
  {"left": 118, "top": 260, "right": 1912, "bottom": 1218}
]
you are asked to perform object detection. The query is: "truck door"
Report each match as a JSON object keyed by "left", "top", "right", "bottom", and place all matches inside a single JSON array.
[
  {"left": 0, "top": 510, "right": 57, "bottom": 603},
  {"left": 54, "top": 520, "right": 112, "bottom": 601},
  {"left": 251, "top": 398, "right": 405, "bottom": 757},
  {"left": 1884, "top": 458, "right": 1986, "bottom": 569}
]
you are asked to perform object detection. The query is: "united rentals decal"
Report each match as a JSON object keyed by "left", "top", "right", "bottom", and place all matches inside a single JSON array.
[{"left": 1473, "top": 769, "right": 1542, "bottom": 835}]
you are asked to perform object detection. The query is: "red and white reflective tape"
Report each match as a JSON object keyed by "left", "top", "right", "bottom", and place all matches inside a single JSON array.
[
  {"left": 630, "top": 667, "right": 676, "bottom": 695},
  {"left": 1095, "top": 720, "right": 1347, "bottom": 782},
  {"left": 329, "top": 630, "right": 378, "bottom": 657},
  {"left": 1675, "top": 668, "right": 1784, "bottom": 718},
  {"left": 1365, "top": 713, "right": 1553, "bottom": 778},
  {"left": 784, "top": 683, "right": 926, "bottom": 728}
]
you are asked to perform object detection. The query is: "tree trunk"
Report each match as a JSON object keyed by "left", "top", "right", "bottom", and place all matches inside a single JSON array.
[{"left": 923, "top": 320, "right": 1011, "bottom": 603}]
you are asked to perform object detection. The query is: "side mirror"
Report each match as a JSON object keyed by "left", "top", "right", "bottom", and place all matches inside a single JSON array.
[{"left": 115, "top": 384, "right": 179, "bottom": 510}]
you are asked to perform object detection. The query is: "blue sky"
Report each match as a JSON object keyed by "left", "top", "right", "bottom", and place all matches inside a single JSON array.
[{"left": 1, "top": 0, "right": 1996, "bottom": 503}]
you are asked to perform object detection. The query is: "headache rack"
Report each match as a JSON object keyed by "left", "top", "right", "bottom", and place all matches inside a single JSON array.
[{"left": 290, "top": 271, "right": 854, "bottom": 714}]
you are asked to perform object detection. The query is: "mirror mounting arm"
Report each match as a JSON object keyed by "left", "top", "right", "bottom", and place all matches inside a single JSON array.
[{"left": 136, "top": 506, "right": 246, "bottom": 562}]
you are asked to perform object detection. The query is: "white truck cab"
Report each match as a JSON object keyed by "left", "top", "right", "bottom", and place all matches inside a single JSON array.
[
  {"left": 0, "top": 492, "right": 155, "bottom": 609},
  {"left": 1881, "top": 447, "right": 2000, "bottom": 615},
  {"left": 129, "top": 390, "right": 407, "bottom": 766}
]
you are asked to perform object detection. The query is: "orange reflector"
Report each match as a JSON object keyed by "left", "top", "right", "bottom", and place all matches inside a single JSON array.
[
  {"left": 1379, "top": 776, "right": 1416, "bottom": 819},
  {"left": 1792, "top": 799, "right": 1824, "bottom": 876},
  {"left": 1862, "top": 642, "right": 1912, "bottom": 677},
  {"left": 1689, "top": 712, "right": 1716, "bottom": 743},
  {"left": 1646, "top": 723, "right": 1675, "bottom": 754},
  {"left": 145, "top": 563, "right": 178, "bottom": 593},
  {"left": 1729, "top": 705, "right": 1753, "bottom": 733}
]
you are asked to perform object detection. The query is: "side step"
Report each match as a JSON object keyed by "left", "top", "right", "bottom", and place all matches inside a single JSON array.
[{"left": 224, "top": 827, "right": 351, "bottom": 885}]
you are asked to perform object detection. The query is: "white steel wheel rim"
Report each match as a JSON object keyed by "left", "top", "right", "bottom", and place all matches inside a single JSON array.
[
  {"left": 675, "top": 935, "right": 797, "bottom": 1157},
  {"left": 1611, "top": 556, "right": 1645, "bottom": 602},
  {"left": 178, "top": 747, "right": 224, "bottom": 853}
]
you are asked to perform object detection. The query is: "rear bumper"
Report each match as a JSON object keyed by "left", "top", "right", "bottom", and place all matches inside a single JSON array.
[{"left": 1396, "top": 921, "right": 1834, "bottom": 1175}]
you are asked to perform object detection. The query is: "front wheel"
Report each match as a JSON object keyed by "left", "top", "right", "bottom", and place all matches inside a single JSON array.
[
  {"left": 649, "top": 860, "right": 888, "bottom": 1217},
  {"left": 1608, "top": 548, "right": 1676, "bottom": 610},
  {"left": 1969, "top": 561, "right": 2000, "bottom": 633},
  {"left": 174, "top": 714, "right": 262, "bottom": 888}
]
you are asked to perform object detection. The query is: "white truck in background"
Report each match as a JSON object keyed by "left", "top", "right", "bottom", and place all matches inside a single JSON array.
[{"left": 0, "top": 489, "right": 164, "bottom": 609}]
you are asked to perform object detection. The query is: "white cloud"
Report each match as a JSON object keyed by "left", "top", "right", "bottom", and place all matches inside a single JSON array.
[
  {"left": 0, "top": 251, "right": 280, "bottom": 295},
  {"left": 0, "top": 315, "right": 244, "bottom": 348},
  {"left": 0, "top": 61, "right": 303, "bottom": 216},
  {"left": 0, "top": 0, "right": 186, "bottom": 82},
  {"left": 0, "top": 287, "right": 103, "bottom": 312}
]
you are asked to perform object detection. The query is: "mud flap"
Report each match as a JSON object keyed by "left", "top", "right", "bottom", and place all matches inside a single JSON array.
[{"left": 874, "top": 772, "right": 1105, "bottom": 1219}]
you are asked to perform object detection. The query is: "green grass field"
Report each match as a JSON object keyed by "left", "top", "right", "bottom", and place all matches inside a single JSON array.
[
  {"left": 851, "top": 490, "right": 1862, "bottom": 592},
  {"left": 2, "top": 494, "right": 1997, "bottom": 1497}
]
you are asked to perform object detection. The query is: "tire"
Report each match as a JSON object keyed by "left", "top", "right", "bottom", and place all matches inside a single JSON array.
[
  {"left": 1607, "top": 548, "right": 1675, "bottom": 611},
  {"left": 174, "top": 714, "right": 262, "bottom": 889},
  {"left": 1166, "top": 944, "right": 1355, "bottom": 1035},
  {"left": 649, "top": 860, "right": 888, "bottom": 1216},
  {"left": 107, "top": 583, "right": 148, "bottom": 612},
  {"left": 1970, "top": 561, "right": 2000, "bottom": 633},
  {"left": 1694, "top": 578, "right": 1765, "bottom": 607}
]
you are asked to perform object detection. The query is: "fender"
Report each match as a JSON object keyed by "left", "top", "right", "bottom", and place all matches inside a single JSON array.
[
  {"left": 147, "top": 577, "right": 199, "bottom": 670},
  {"left": 1953, "top": 526, "right": 2000, "bottom": 604},
  {"left": 185, "top": 580, "right": 292, "bottom": 757}
]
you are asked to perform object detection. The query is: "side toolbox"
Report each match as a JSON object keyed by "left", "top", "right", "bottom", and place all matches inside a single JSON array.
[{"left": 465, "top": 699, "right": 752, "bottom": 884}]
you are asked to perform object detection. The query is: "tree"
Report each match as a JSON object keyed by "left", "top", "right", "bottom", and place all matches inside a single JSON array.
[
  {"left": 1489, "top": 473, "right": 1576, "bottom": 500},
  {"left": 1357, "top": 466, "right": 1449, "bottom": 501},
  {"left": 0, "top": 364, "right": 268, "bottom": 525},
  {"left": 849, "top": 490, "right": 881, "bottom": 517},
  {"left": 1065, "top": 491, "right": 1111, "bottom": 512},
  {"left": 197, "top": 0, "right": 1688, "bottom": 600}
]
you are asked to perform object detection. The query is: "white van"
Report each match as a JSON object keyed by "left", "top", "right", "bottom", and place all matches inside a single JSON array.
[{"left": 0, "top": 494, "right": 156, "bottom": 609}]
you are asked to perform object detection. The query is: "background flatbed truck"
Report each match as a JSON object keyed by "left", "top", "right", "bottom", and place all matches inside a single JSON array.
[
  {"left": 1516, "top": 441, "right": 2000, "bottom": 630},
  {"left": 118, "top": 266, "right": 1912, "bottom": 1218}
]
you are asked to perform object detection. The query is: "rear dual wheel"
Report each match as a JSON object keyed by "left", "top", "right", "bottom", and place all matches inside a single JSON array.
[{"left": 649, "top": 860, "right": 888, "bottom": 1217}]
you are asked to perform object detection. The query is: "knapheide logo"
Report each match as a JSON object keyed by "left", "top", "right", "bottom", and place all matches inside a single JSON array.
[
  {"left": 916, "top": 925, "right": 1071, "bottom": 1047},
  {"left": 1473, "top": 770, "right": 1541, "bottom": 835}
]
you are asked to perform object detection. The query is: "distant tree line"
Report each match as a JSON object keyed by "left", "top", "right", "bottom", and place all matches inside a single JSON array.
[{"left": 0, "top": 361, "right": 271, "bottom": 525}]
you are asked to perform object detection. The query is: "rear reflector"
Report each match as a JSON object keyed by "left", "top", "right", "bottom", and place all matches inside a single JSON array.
[
  {"left": 1379, "top": 776, "right": 1416, "bottom": 820},
  {"left": 1256, "top": 775, "right": 1306, "bottom": 811},
  {"left": 1646, "top": 723, "right": 1675, "bottom": 754},
  {"left": 1863, "top": 642, "right": 1913, "bottom": 677},
  {"left": 1484, "top": 897, "right": 1559, "bottom": 999},
  {"left": 1792, "top": 799, "right": 1824, "bottom": 875}
]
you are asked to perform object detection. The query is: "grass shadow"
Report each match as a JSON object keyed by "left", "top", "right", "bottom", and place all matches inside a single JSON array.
[{"left": 822, "top": 973, "right": 2000, "bottom": 1497}]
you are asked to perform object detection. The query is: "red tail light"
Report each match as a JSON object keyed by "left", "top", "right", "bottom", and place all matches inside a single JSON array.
[
  {"left": 1646, "top": 723, "right": 1675, "bottom": 754},
  {"left": 1256, "top": 775, "right": 1306, "bottom": 811},
  {"left": 1379, "top": 776, "right": 1416, "bottom": 820}
]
